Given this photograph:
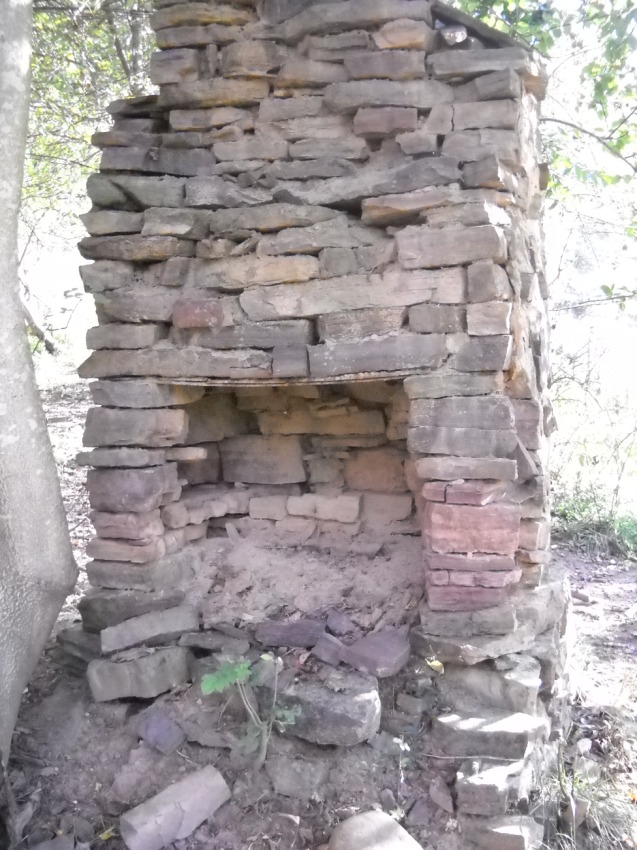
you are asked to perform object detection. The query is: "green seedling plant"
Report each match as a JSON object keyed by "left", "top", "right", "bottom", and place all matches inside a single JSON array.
[{"left": 201, "top": 654, "right": 281, "bottom": 770}]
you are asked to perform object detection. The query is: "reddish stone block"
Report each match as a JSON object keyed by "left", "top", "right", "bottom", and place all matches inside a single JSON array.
[
  {"left": 426, "top": 584, "right": 508, "bottom": 612},
  {"left": 519, "top": 518, "right": 550, "bottom": 550},
  {"left": 447, "top": 569, "right": 522, "bottom": 588},
  {"left": 428, "top": 552, "right": 515, "bottom": 572},
  {"left": 424, "top": 502, "right": 520, "bottom": 556},
  {"left": 445, "top": 480, "right": 505, "bottom": 506},
  {"left": 421, "top": 481, "right": 447, "bottom": 502}
]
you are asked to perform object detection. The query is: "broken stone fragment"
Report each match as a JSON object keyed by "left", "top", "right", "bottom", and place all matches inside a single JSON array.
[
  {"left": 340, "top": 627, "right": 410, "bottom": 678},
  {"left": 256, "top": 665, "right": 380, "bottom": 746},
  {"left": 120, "top": 765, "right": 231, "bottom": 850},
  {"left": 429, "top": 775, "right": 454, "bottom": 813},
  {"left": 134, "top": 707, "right": 186, "bottom": 755},
  {"left": 88, "top": 646, "right": 192, "bottom": 701},
  {"left": 328, "top": 810, "right": 424, "bottom": 849}
]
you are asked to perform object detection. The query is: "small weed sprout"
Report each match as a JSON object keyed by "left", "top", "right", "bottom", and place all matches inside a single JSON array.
[{"left": 201, "top": 654, "right": 283, "bottom": 770}]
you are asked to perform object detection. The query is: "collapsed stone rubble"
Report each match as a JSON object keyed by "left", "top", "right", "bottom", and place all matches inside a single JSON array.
[{"left": 66, "top": 0, "right": 568, "bottom": 846}]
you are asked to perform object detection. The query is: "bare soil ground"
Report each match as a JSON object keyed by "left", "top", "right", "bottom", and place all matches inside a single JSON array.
[{"left": 6, "top": 364, "right": 637, "bottom": 850}]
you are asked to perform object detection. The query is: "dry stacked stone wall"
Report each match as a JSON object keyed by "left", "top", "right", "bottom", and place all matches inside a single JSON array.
[
  {"left": 78, "top": 0, "right": 553, "bottom": 613},
  {"left": 74, "top": 0, "right": 568, "bottom": 797}
]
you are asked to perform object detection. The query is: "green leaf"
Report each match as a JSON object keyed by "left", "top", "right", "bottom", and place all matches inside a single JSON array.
[{"left": 201, "top": 660, "right": 251, "bottom": 695}]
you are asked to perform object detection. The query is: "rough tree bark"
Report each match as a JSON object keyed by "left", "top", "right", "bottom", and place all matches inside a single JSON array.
[{"left": 0, "top": 0, "right": 77, "bottom": 767}]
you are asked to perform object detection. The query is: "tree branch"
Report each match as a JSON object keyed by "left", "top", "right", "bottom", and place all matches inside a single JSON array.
[{"left": 541, "top": 116, "right": 637, "bottom": 173}]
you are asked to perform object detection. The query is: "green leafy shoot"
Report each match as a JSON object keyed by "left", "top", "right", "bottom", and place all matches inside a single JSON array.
[{"left": 201, "top": 660, "right": 251, "bottom": 695}]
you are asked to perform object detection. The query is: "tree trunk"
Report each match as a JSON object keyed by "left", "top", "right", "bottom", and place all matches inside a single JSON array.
[{"left": 0, "top": 0, "right": 77, "bottom": 765}]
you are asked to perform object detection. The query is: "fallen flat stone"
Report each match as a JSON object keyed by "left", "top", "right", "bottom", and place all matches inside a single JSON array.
[
  {"left": 120, "top": 765, "right": 231, "bottom": 850},
  {"left": 256, "top": 618, "right": 326, "bottom": 648},
  {"left": 101, "top": 605, "right": 200, "bottom": 654},
  {"left": 79, "top": 587, "right": 185, "bottom": 632},
  {"left": 88, "top": 647, "right": 192, "bottom": 701},
  {"left": 340, "top": 627, "right": 410, "bottom": 678},
  {"left": 328, "top": 810, "right": 424, "bottom": 849}
]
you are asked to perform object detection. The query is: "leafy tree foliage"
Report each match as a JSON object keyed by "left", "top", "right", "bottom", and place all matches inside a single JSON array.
[
  {"left": 456, "top": 0, "right": 636, "bottom": 176},
  {"left": 25, "top": 0, "right": 153, "bottom": 238}
]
